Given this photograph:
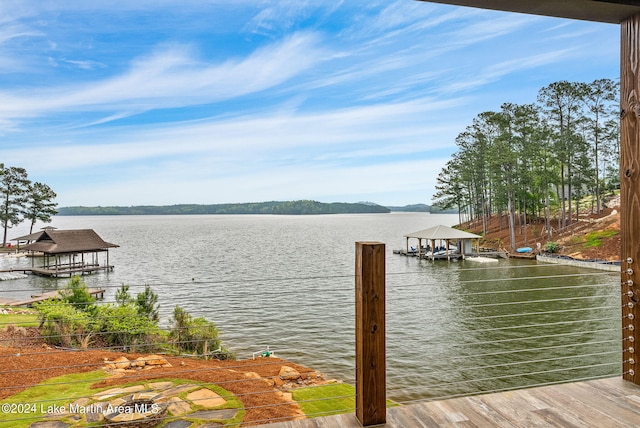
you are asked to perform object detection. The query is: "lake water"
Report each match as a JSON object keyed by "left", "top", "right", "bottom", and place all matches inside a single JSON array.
[{"left": 0, "top": 213, "right": 621, "bottom": 402}]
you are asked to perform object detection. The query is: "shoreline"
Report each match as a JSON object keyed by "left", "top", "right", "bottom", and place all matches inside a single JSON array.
[{"left": 536, "top": 254, "right": 620, "bottom": 272}]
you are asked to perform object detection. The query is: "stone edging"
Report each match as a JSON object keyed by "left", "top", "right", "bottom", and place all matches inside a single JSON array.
[{"left": 536, "top": 255, "right": 620, "bottom": 272}]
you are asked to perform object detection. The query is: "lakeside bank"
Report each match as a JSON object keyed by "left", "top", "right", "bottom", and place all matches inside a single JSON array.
[{"left": 537, "top": 254, "right": 620, "bottom": 272}]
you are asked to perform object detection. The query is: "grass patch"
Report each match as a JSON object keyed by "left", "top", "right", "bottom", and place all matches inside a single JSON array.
[
  {"left": 291, "top": 383, "right": 398, "bottom": 419},
  {"left": 0, "top": 372, "right": 244, "bottom": 427},
  {"left": 0, "top": 311, "right": 39, "bottom": 328},
  {"left": 0, "top": 370, "right": 105, "bottom": 428},
  {"left": 292, "top": 383, "right": 356, "bottom": 418},
  {"left": 584, "top": 230, "right": 618, "bottom": 247}
]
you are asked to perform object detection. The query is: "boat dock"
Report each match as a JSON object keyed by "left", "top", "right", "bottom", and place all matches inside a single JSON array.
[
  {"left": 394, "top": 249, "right": 507, "bottom": 261},
  {"left": 1, "top": 264, "right": 114, "bottom": 278},
  {"left": 0, "top": 288, "right": 106, "bottom": 307}
]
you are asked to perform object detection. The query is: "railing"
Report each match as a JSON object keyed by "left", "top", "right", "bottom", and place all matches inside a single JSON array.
[
  {"left": 355, "top": 242, "right": 621, "bottom": 425},
  {"left": 0, "top": 247, "right": 623, "bottom": 427}
]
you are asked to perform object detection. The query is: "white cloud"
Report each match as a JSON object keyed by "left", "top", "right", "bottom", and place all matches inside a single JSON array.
[
  {"left": 7, "top": 97, "right": 462, "bottom": 173},
  {"left": 0, "top": 32, "right": 327, "bottom": 127},
  {"left": 0, "top": 2, "right": 621, "bottom": 207}
]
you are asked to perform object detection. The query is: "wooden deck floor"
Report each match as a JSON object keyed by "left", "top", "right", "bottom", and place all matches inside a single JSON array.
[{"left": 266, "top": 377, "right": 640, "bottom": 427}]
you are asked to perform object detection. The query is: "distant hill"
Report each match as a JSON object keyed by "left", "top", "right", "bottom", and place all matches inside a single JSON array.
[
  {"left": 387, "top": 204, "right": 456, "bottom": 213},
  {"left": 388, "top": 204, "right": 431, "bottom": 212},
  {"left": 57, "top": 200, "right": 391, "bottom": 216}
]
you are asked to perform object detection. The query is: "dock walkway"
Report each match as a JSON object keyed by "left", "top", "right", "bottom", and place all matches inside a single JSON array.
[
  {"left": 267, "top": 377, "right": 640, "bottom": 427},
  {"left": 0, "top": 264, "right": 114, "bottom": 278},
  {"left": 4, "top": 288, "right": 106, "bottom": 307}
]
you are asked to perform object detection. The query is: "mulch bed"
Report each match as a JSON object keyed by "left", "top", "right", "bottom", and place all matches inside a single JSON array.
[{"left": 0, "top": 329, "right": 315, "bottom": 426}]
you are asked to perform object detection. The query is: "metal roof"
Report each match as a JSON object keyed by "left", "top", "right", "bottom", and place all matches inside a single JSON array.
[
  {"left": 22, "top": 229, "right": 119, "bottom": 254},
  {"left": 419, "top": 0, "right": 640, "bottom": 24},
  {"left": 404, "top": 224, "right": 481, "bottom": 240}
]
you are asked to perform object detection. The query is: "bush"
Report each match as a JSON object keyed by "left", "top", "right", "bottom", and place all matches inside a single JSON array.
[
  {"left": 94, "top": 304, "right": 160, "bottom": 350},
  {"left": 136, "top": 285, "right": 159, "bottom": 322},
  {"left": 545, "top": 242, "right": 560, "bottom": 253},
  {"left": 115, "top": 284, "right": 132, "bottom": 306},
  {"left": 116, "top": 284, "right": 159, "bottom": 322},
  {"left": 35, "top": 278, "right": 162, "bottom": 350},
  {"left": 59, "top": 275, "right": 96, "bottom": 315},
  {"left": 35, "top": 300, "right": 91, "bottom": 347},
  {"left": 169, "top": 305, "right": 233, "bottom": 359}
]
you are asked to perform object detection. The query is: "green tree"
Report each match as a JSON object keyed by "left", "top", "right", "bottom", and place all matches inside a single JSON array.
[
  {"left": 583, "top": 78, "right": 618, "bottom": 213},
  {"left": 0, "top": 164, "right": 30, "bottom": 247},
  {"left": 23, "top": 182, "right": 58, "bottom": 234},
  {"left": 537, "top": 81, "right": 588, "bottom": 229},
  {"left": 169, "top": 305, "right": 232, "bottom": 359},
  {"left": 115, "top": 284, "right": 132, "bottom": 306},
  {"left": 59, "top": 275, "right": 96, "bottom": 314},
  {"left": 94, "top": 304, "right": 159, "bottom": 349},
  {"left": 135, "top": 285, "right": 159, "bottom": 322}
]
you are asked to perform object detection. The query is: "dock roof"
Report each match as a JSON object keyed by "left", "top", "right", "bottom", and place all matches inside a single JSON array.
[
  {"left": 21, "top": 229, "right": 119, "bottom": 254},
  {"left": 419, "top": 1, "right": 640, "bottom": 24},
  {"left": 404, "top": 225, "right": 481, "bottom": 240}
]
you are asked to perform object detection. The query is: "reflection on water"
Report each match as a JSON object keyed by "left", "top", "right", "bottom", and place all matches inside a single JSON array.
[{"left": 0, "top": 213, "right": 621, "bottom": 401}]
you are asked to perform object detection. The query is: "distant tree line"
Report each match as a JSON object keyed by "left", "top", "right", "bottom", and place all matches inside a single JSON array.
[
  {"left": 0, "top": 164, "right": 58, "bottom": 247},
  {"left": 58, "top": 200, "right": 391, "bottom": 216},
  {"left": 432, "top": 79, "right": 619, "bottom": 250},
  {"left": 387, "top": 203, "right": 456, "bottom": 213}
]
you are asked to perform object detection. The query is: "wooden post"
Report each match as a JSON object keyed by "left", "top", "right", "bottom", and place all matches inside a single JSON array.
[
  {"left": 621, "top": 12, "right": 640, "bottom": 385},
  {"left": 355, "top": 242, "right": 386, "bottom": 426}
]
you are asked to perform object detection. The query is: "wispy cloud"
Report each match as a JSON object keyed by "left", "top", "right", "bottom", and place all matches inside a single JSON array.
[
  {"left": 0, "top": 2, "right": 620, "bottom": 206},
  {"left": 440, "top": 48, "right": 577, "bottom": 93},
  {"left": 0, "top": 32, "right": 327, "bottom": 128}
]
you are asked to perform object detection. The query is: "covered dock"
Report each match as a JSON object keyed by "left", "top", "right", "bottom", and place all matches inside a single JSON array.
[
  {"left": 396, "top": 225, "right": 481, "bottom": 260},
  {"left": 14, "top": 229, "right": 119, "bottom": 278}
]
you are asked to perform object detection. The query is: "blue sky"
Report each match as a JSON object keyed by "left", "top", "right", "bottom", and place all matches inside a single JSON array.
[{"left": 0, "top": 1, "right": 620, "bottom": 207}]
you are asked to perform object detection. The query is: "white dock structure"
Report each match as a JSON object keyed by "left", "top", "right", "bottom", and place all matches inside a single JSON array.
[{"left": 398, "top": 225, "right": 481, "bottom": 261}]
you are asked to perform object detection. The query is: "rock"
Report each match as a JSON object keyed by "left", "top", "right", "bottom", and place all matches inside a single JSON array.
[
  {"left": 166, "top": 397, "right": 192, "bottom": 416},
  {"left": 143, "top": 354, "right": 169, "bottom": 365},
  {"left": 279, "top": 365, "right": 301, "bottom": 381},
  {"left": 113, "top": 356, "right": 130, "bottom": 370},
  {"left": 85, "top": 410, "right": 104, "bottom": 423},
  {"left": 186, "top": 388, "right": 227, "bottom": 408},
  {"left": 149, "top": 381, "right": 174, "bottom": 390},
  {"left": 133, "top": 357, "right": 147, "bottom": 367},
  {"left": 244, "top": 372, "right": 261, "bottom": 379}
]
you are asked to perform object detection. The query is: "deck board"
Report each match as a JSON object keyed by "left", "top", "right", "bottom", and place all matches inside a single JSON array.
[{"left": 264, "top": 378, "right": 640, "bottom": 427}]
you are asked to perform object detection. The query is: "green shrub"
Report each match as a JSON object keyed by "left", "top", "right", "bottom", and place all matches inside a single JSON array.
[
  {"left": 94, "top": 304, "right": 160, "bottom": 350},
  {"left": 59, "top": 275, "right": 96, "bottom": 315},
  {"left": 545, "top": 242, "right": 560, "bottom": 253},
  {"left": 115, "top": 284, "right": 132, "bottom": 306},
  {"left": 116, "top": 284, "right": 159, "bottom": 321},
  {"left": 169, "top": 305, "right": 233, "bottom": 359},
  {"left": 36, "top": 278, "right": 162, "bottom": 350},
  {"left": 135, "top": 285, "right": 159, "bottom": 322},
  {"left": 35, "top": 300, "right": 91, "bottom": 347}
]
